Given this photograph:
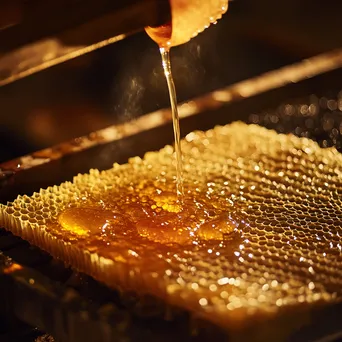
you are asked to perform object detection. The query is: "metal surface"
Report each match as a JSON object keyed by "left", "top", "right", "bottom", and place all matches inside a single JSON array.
[
  {"left": 0, "top": 0, "right": 170, "bottom": 86},
  {"left": 1, "top": 49, "right": 342, "bottom": 173},
  {"left": 1, "top": 54, "right": 342, "bottom": 341}
]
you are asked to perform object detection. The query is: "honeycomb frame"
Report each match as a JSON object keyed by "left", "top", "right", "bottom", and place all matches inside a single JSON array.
[{"left": 1, "top": 122, "right": 342, "bottom": 331}]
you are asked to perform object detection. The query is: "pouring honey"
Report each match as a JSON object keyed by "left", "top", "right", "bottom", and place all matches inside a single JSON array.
[
  {"left": 58, "top": 0, "right": 231, "bottom": 245},
  {"left": 146, "top": 0, "right": 229, "bottom": 200},
  {"left": 146, "top": 0, "right": 229, "bottom": 48}
]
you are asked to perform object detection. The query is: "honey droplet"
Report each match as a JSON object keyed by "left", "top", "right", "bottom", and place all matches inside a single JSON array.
[
  {"left": 153, "top": 191, "right": 181, "bottom": 213},
  {"left": 197, "top": 214, "right": 239, "bottom": 241},
  {"left": 137, "top": 214, "right": 192, "bottom": 245},
  {"left": 58, "top": 207, "right": 132, "bottom": 236},
  {"left": 120, "top": 202, "right": 152, "bottom": 223},
  {"left": 145, "top": 22, "right": 172, "bottom": 48}
]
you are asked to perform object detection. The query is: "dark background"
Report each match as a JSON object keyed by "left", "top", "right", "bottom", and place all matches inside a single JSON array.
[{"left": 0, "top": 0, "right": 341, "bottom": 163}]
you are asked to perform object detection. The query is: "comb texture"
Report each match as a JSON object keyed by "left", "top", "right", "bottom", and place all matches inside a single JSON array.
[{"left": 1, "top": 122, "right": 342, "bottom": 331}]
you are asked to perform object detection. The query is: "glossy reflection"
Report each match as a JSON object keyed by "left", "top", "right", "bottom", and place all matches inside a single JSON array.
[
  {"left": 58, "top": 207, "right": 133, "bottom": 236},
  {"left": 58, "top": 187, "right": 241, "bottom": 246},
  {"left": 4, "top": 122, "right": 342, "bottom": 330}
]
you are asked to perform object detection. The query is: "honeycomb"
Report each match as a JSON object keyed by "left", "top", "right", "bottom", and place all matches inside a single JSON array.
[{"left": 1, "top": 122, "right": 342, "bottom": 331}]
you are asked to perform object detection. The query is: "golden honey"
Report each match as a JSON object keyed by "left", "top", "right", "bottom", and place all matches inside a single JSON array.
[
  {"left": 145, "top": 0, "right": 229, "bottom": 47},
  {"left": 57, "top": 186, "right": 240, "bottom": 246},
  {"left": 146, "top": 0, "right": 230, "bottom": 202},
  {"left": 1, "top": 122, "right": 342, "bottom": 330},
  {"left": 145, "top": 22, "right": 172, "bottom": 48}
]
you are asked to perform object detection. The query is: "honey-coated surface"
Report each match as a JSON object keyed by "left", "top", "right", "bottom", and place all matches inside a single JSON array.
[
  {"left": 146, "top": 0, "right": 228, "bottom": 47},
  {"left": 1, "top": 122, "right": 342, "bottom": 329}
]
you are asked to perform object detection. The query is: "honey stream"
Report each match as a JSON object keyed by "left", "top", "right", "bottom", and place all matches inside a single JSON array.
[
  {"left": 56, "top": 21, "right": 241, "bottom": 250},
  {"left": 160, "top": 47, "right": 184, "bottom": 199}
]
